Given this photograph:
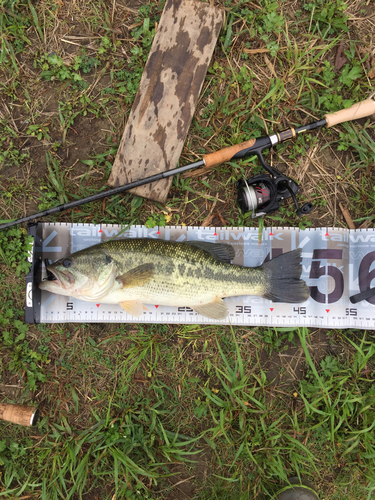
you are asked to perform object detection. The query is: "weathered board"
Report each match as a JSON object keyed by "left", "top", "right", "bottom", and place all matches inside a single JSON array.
[{"left": 108, "top": 0, "right": 223, "bottom": 203}]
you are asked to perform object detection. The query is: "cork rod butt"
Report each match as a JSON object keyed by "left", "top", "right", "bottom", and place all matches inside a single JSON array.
[
  {"left": 0, "top": 403, "right": 39, "bottom": 427},
  {"left": 324, "top": 98, "right": 375, "bottom": 127}
]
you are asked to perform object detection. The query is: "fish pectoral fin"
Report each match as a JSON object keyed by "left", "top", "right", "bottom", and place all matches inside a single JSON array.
[
  {"left": 116, "top": 263, "right": 154, "bottom": 288},
  {"left": 192, "top": 298, "right": 228, "bottom": 320},
  {"left": 119, "top": 300, "right": 144, "bottom": 317}
]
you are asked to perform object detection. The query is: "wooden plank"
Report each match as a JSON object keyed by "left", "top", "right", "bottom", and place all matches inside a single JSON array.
[{"left": 108, "top": 0, "right": 223, "bottom": 203}]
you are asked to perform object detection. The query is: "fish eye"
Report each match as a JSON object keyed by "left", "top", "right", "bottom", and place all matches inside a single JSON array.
[{"left": 63, "top": 259, "right": 73, "bottom": 268}]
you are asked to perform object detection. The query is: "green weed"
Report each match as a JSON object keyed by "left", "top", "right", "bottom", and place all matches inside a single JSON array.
[
  {"left": 302, "top": 0, "right": 348, "bottom": 36},
  {"left": 0, "top": 228, "right": 48, "bottom": 391}
]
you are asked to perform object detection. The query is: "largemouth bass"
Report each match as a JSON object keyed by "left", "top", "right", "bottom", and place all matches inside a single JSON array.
[{"left": 39, "top": 239, "right": 309, "bottom": 319}]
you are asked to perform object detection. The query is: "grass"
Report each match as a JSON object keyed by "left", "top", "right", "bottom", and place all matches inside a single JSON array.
[
  {"left": 1, "top": 0, "right": 375, "bottom": 498},
  {"left": 1, "top": 310, "right": 375, "bottom": 499}
]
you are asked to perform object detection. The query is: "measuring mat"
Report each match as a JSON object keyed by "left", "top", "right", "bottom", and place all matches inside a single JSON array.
[{"left": 26, "top": 223, "right": 375, "bottom": 329}]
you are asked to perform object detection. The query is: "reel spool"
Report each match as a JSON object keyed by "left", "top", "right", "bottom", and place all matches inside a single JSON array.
[{"left": 237, "top": 172, "right": 313, "bottom": 218}]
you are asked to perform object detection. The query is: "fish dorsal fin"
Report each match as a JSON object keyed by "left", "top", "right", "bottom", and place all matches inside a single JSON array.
[
  {"left": 116, "top": 263, "right": 154, "bottom": 288},
  {"left": 192, "top": 297, "right": 228, "bottom": 320},
  {"left": 184, "top": 242, "right": 235, "bottom": 263},
  {"left": 119, "top": 300, "right": 144, "bottom": 316}
]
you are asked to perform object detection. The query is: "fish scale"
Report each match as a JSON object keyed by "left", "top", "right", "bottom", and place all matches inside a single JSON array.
[{"left": 98, "top": 239, "right": 265, "bottom": 303}]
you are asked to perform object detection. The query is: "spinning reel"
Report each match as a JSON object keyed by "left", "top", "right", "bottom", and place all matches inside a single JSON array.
[
  {"left": 237, "top": 166, "right": 314, "bottom": 218},
  {"left": 235, "top": 131, "right": 315, "bottom": 218}
]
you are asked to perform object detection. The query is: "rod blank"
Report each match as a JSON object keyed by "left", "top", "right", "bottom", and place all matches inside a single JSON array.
[{"left": 0, "top": 160, "right": 204, "bottom": 231}]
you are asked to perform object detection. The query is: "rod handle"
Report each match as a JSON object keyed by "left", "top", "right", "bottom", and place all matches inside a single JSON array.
[
  {"left": 203, "top": 138, "right": 256, "bottom": 167},
  {"left": 0, "top": 403, "right": 39, "bottom": 426},
  {"left": 324, "top": 99, "right": 375, "bottom": 127}
]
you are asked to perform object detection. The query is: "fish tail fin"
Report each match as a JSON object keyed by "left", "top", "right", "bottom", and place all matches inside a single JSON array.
[{"left": 261, "top": 249, "right": 309, "bottom": 303}]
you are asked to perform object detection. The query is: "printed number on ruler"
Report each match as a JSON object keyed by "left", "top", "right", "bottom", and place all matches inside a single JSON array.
[
  {"left": 235, "top": 306, "right": 252, "bottom": 314},
  {"left": 293, "top": 307, "right": 306, "bottom": 314},
  {"left": 358, "top": 251, "right": 375, "bottom": 305},
  {"left": 309, "top": 249, "right": 344, "bottom": 304},
  {"left": 346, "top": 308, "right": 357, "bottom": 316}
]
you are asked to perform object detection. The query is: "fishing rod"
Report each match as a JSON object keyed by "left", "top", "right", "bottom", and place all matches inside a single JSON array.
[{"left": 1, "top": 98, "right": 374, "bottom": 231}]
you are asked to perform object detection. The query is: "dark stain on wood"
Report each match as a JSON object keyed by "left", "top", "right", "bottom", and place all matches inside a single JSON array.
[{"left": 196, "top": 26, "right": 212, "bottom": 52}]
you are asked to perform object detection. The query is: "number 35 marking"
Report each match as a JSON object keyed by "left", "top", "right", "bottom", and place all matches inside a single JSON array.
[{"left": 236, "top": 306, "right": 252, "bottom": 314}]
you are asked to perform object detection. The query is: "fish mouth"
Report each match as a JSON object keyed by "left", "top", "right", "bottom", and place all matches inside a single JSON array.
[
  {"left": 41, "top": 267, "right": 75, "bottom": 290},
  {"left": 44, "top": 264, "right": 57, "bottom": 282}
]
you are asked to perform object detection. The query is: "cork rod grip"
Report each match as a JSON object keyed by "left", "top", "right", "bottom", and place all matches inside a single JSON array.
[
  {"left": 203, "top": 138, "right": 257, "bottom": 167},
  {"left": 324, "top": 99, "right": 375, "bottom": 127},
  {"left": 0, "top": 403, "right": 39, "bottom": 426}
]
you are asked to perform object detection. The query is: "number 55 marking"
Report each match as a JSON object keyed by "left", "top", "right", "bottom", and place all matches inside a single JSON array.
[{"left": 309, "top": 249, "right": 344, "bottom": 304}]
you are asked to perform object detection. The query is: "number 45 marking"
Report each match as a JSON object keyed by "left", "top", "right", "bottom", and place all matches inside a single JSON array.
[
  {"left": 293, "top": 307, "right": 306, "bottom": 314},
  {"left": 309, "top": 249, "right": 344, "bottom": 304}
]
